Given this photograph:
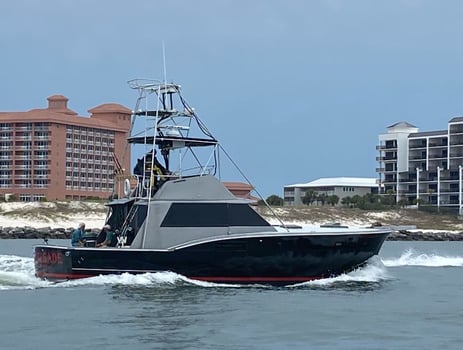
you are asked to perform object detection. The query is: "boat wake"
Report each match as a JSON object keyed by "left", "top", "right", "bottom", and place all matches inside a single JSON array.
[
  {"left": 291, "top": 256, "right": 391, "bottom": 290},
  {"left": 381, "top": 248, "right": 463, "bottom": 267},
  {"left": 0, "top": 255, "right": 51, "bottom": 290},
  {"left": 0, "top": 254, "right": 243, "bottom": 290},
  {"left": 3, "top": 250, "right": 461, "bottom": 291}
]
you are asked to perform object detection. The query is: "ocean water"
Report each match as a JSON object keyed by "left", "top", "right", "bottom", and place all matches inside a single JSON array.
[{"left": 1, "top": 240, "right": 462, "bottom": 350}]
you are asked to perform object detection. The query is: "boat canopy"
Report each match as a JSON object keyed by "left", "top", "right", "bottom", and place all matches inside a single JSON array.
[{"left": 127, "top": 135, "right": 218, "bottom": 147}]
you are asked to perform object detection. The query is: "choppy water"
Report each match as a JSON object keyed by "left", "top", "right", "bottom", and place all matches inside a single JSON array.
[{"left": 1, "top": 240, "right": 462, "bottom": 349}]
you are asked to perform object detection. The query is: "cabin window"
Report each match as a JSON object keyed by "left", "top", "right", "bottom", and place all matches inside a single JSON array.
[{"left": 161, "top": 203, "right": 270, "bottom": 227}]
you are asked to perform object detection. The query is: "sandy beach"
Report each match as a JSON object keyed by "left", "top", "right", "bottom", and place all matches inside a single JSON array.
[{"left": 0, "top": 201, "right": 107, "bottom": 229}]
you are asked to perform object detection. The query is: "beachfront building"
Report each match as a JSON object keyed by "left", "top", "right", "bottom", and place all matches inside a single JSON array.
[
  {"left": 283, "top": 177, "right": 378, "bottom": 206},
  {"left": 377, "top": 119, "right": 463, "bottom": 213},
  {"left": 223, "top": 181, "right": 258, "bottom": 203},
  {"left": 0, "top": 95, "right": 131, "bottom": 201}
]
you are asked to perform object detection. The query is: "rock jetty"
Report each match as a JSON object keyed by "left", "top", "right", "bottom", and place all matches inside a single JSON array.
[
  {"left": 0, "top": 226, "right": 463, "bottom": 241},
  {"left": 387, "top": 230, "right": 463, "bottom": 241},
  {"left": 0, "top": 227, "right": 101, "bottom": 239}
]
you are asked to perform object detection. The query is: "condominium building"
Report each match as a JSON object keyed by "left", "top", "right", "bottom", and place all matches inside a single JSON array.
[
  {"left": 377, "top": 119, "right": 463, "bottom": 212},
  {"left": 0, "top": 95, "right": 131, "bottom": 201},
  {"left": 284, "top": 177, "right": 378, "bottom": 206}
]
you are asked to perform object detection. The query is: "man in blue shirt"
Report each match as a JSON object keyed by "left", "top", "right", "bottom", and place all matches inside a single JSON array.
[{"left": 71, "top": 223, "right": 86, "bottom": 247}]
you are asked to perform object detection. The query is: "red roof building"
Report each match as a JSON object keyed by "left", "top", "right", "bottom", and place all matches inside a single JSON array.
[
  {"left": 223, "top": 181, "right": 258, "bottom": 202},
  {"left": 0, "top": 95, "right": 131, "bottom": 201}
]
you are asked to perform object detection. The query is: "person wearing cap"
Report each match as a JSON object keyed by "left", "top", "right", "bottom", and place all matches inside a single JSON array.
[
  {"left": 71, "top": 223, "right": 86, "bottom": 247},
  {"left": 97, "top": 224, "right": 115, "bottom": 247}
]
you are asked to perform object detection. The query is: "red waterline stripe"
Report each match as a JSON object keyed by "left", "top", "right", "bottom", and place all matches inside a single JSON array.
[{"left": 190, "top": 276, "right": 320, "bottom": 283}]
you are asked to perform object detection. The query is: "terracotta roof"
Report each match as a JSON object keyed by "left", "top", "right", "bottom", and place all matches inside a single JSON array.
[
  {"left": 222, "top": 181, "right": 254, "bottom": 190},
  {"left": 0, "top": 109, "right": 128, "bottom": 132},
  {"left": 88, "top": 103, "right": 132, "bottom": 114},
  {"left": 47, "top": 94, "right": 69, "bottom": 101}
]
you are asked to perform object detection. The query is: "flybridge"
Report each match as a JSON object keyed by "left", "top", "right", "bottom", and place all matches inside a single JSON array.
[{"left": 126, "top": 78, "right": 220, "bottom": 183}]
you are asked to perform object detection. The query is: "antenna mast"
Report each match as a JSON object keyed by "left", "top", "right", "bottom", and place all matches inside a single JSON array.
[{"left": 162, "top": 41, "right": 167, "bottom": 85}]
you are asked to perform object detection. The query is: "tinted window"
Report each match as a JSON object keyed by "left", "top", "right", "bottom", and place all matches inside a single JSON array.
[
  {"left": 228, "top": 203, "right": 269, "bottom": 226},
  {"left": 161, "top": 203, "right": 270, "bottom": 227}
]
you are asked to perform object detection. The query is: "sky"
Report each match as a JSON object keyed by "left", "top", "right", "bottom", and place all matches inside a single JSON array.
[{"left": 2, "top": 0, "right": 463, "bottom": 198}]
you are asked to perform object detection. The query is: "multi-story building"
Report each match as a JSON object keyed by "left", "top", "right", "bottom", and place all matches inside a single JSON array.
[
  {"left": 0, "top": 95, "right": 131, "bottom": 201},
  {"left": 377, "top": 119, "right": 463, "bottom": 213},
  {"left": 284, "top": 177, "right": 378, "bottom": 206}
]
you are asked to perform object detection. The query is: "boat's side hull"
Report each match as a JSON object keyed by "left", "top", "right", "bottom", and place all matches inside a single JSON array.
[{"left": 34, "top": 232, "right": 389, "bottom": 285}]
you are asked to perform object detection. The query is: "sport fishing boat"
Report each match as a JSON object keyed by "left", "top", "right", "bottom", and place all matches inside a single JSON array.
[{"left": 34, "top": 79, "right": 392, "bottom": 285}]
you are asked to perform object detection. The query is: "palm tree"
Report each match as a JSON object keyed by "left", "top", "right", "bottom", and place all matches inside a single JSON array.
[
  {"left": 341, "top": 196, "right": 351, "bottom": 207},
  {"left": 327, "top": 195, "right": 339, "bottom": 206},
  {"left": 266, "top": 195, "right": 283, "bottom": 206},
  {"left": 302, "top": 190, "right": 318, "bottom": 206}
]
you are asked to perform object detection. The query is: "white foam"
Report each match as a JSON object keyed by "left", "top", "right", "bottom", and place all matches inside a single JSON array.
[
  {"left": 293, "top": 256, "right": 390, "bottom": 287},
  {"left": 51, "top": 272, "right": 242, "bottom": 288},
  {"left": 0, "top": 255, "right": 35, "bottom": 274},
  {"left": 0, "top": 255, "right": 53, "bottom": 290},
  {"left": 382, "top": 249, "right": 463, "bottom": 267},
  {"left": 61, "top": 271, "right": 184, "bottom": 287},
  {"left": 0, "top": 254, "right": 242, "bottom": 290}
]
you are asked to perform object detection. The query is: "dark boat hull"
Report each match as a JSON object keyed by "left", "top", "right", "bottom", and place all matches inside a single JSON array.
[{"left": 34, "top": 232, "right": 389, "bottom": 285}]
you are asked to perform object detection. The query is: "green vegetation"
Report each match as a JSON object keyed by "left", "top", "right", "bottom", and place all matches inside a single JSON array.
[
  {"left": 259, "top": 195, "right": 284, "bottom": 206},
  {"left": 261, "top": 190, "right": 456, "bottom": 214}
]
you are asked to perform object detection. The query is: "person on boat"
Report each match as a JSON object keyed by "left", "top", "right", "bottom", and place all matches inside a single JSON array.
[
  {"left": 134, "top": 150, "right": 168, "bottom": 177},
  {"left": 96, "top": 224, "right": 116, "bottom": 247},
  {"left": 134, "top": 150, "right": 170, "bottom": 195},
  {"left": 71, "top": 223, "right": 86, "bottom": 247}
]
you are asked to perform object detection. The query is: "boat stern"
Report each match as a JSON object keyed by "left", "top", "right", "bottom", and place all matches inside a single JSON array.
[{"left": 34, "top": 245, "right": 74, "bottom": 281}]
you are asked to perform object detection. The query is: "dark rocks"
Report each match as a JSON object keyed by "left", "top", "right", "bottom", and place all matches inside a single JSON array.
[
  {"left": 0, "top": 227, "right": 100, "bottom": 239},
  {"left": 387, "top": 230, "right": 463, "bottom": 241}
]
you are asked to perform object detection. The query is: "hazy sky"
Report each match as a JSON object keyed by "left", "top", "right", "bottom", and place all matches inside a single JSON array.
[{"left": 2, "top": 0, "right": 463, "bottom": 197}]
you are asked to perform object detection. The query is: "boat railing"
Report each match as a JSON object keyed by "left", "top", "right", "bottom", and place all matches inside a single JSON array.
[{"left": 128, "top": 79, "right": 181, "bottom": 95}]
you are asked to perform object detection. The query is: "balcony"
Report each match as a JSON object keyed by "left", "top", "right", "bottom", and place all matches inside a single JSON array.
[
  {"left": 15, "top": 145, "right": 32, "bottom": 151},
  {"left": 449, "top": 135, "right": 463, "bottom": 145},
  {"left": 409, "top": 144, "right": 427, "bottom": 150},
  {"left": 449, "top": 125, "right": 463, "bottom": 135},
  {"left": 428, "top": 154, "right": 447, "bottom": 160},
  {"left": 428, "top": 143, "right": 447, "bottom": 148},
  {"left": 16, "top": 126, "right": 32, "bottom": 131}
]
